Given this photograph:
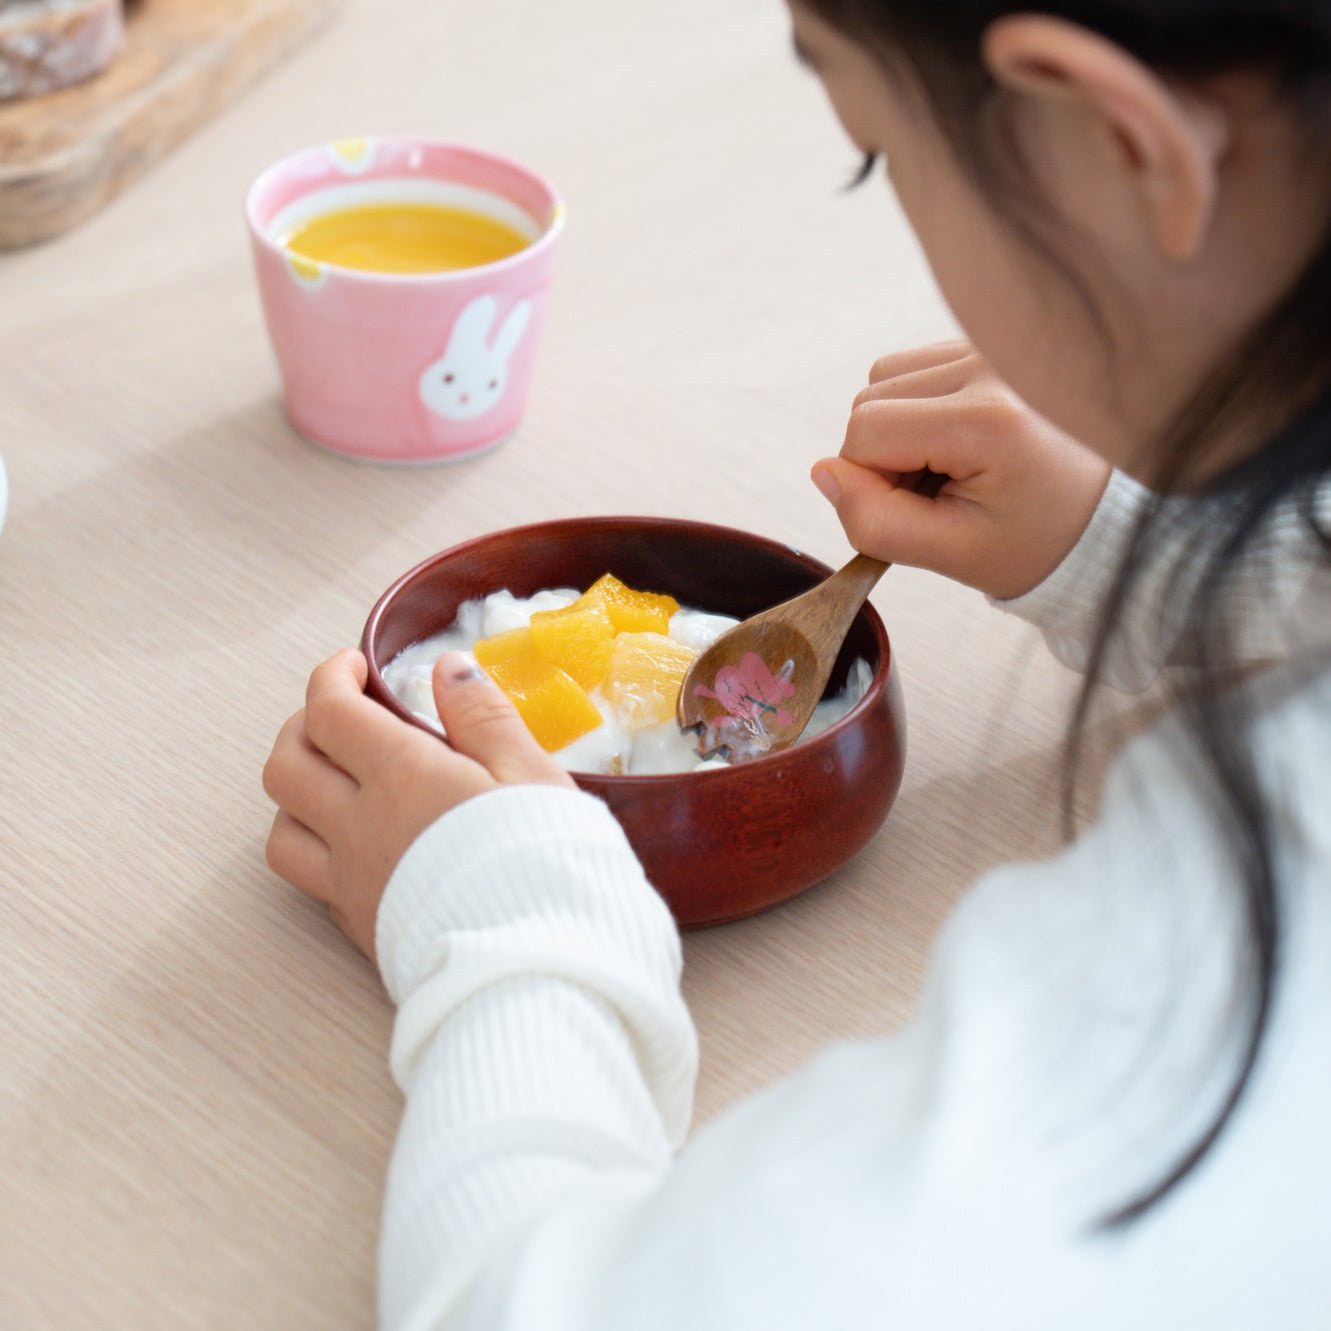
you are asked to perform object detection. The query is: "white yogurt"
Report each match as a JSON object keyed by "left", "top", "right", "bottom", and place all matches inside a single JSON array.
[{"left": 381, "top": 588, "right": 872, "bottom": 774}]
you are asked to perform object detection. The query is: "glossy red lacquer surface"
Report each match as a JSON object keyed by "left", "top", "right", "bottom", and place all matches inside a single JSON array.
[{"left": 361, "top": 517, "right": 906, "bottom": 927}]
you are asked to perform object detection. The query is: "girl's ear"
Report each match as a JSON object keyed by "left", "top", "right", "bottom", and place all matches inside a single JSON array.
[{"left": 981, "top": 14, "right": 1230, "bottom": 260}]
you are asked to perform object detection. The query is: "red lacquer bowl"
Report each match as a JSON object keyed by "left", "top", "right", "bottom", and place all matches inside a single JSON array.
[{"left": 362, "top": 517, "right": 906, "bottom": 927}]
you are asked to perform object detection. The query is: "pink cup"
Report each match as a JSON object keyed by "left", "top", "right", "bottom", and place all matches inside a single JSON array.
[{"left": 245, "top": 136, "right": 563, "bottom": 463}]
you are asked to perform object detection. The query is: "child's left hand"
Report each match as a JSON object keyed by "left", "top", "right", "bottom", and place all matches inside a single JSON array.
[{"left": 263, "top": 648, "right": 574, "bottom": 960}]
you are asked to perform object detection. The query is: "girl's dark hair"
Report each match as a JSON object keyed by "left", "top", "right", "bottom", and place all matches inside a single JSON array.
[{"left": 805, "top": 0, "right": 1331, "bottom": 1226}]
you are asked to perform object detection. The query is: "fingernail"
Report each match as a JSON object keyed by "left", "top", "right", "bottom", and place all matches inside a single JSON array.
[
  {"left": 438, "top": 651, "right": 485, "bottom": 683},
  {"left": 812, "top": 464, "right": 840, "bottom": 504}
]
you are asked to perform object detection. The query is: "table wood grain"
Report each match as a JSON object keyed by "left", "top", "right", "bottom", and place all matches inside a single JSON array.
[{"left": 0, "top": 0, "right": 1106, "bottom": 1324}]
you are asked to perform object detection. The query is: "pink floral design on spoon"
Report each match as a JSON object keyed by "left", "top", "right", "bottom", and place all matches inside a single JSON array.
[{"left": 694, "top": 652, "right": 796, "bottom": 728}]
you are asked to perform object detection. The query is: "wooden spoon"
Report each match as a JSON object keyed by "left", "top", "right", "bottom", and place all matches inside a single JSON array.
[{"left": 677, "top": 472, "right": 945, "bottom": 761}]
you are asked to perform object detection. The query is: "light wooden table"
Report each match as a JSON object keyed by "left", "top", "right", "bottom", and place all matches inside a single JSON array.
[{"left": 0, "top": 1, "right": 1094, "bottom": 1325}]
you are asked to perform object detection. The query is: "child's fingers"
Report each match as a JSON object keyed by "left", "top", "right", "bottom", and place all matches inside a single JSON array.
[
  {"left": 432, "top": 652, "right": 571, "bottom": 788},
  {"left": 266, "top": 810, "right": 334, "bottom": 904},
  {"left": 262, "top": 715, "right": 359, "bottom": 838},
  {"left": 306, "top": 647, "right": 369, "bottom": 705},
  {"left": 841, "top": 394, "right": 994, "bottom": 481},
  {"left": 853, "top": 352, "right": 978, "bottom": 407},
  {"left": 812, "top": 457, "right": 974, "bottom": 574},
  {"left": 866, "top": 339, "right": 971, "bottom": 384},
  {"left": 302, "top": 648, "right": 403, "bottom": 780}
]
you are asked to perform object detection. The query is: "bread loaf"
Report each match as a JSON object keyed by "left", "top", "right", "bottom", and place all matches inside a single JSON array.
[{"left": 0, "top": 0, "right": 124, "bottom": 102}]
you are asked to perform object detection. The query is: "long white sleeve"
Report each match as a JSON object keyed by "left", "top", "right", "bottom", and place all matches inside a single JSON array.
[
  {"left": 994, "top": 469, "right": 1330, "bottom": 690},
  {"left": 375, "top": 785, "right": 695, "bottom": 1331}
]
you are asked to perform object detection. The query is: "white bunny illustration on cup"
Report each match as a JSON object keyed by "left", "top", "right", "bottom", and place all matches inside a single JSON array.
[{"left": 419, "top": 295, "right": 532, "bottom": 421}]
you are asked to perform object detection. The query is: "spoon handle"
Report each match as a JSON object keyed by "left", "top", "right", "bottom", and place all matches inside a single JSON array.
[
  {"left": 799, "top": 554, "right": 888, "bottom": 674},
  {"left": 835, "top": 552, "right": 890, "bottom": 601}
]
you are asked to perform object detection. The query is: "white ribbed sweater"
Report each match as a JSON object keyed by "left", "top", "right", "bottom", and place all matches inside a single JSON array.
[{"left": 374, "top": 472, "right": 1331, "bottom": 1331}]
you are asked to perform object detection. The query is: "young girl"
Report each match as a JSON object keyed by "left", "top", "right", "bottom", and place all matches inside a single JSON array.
[{"left": 263, "top": 2, "right": 1331, "bottom": 1325}]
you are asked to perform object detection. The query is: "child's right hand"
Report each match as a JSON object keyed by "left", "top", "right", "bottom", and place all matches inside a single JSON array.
[
  {"left": 811, "top": 342, "right": 1111, "bottom": 601},
  {"left": 263, "top": 648, "right": 574, "bottom": 962}
]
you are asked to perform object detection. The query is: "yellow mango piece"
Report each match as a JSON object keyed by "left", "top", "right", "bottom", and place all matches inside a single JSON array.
[
  {"left": 483, "top": 654, "right": 603, "bottom": 752},
  {"left": 604, "top": 631, "right": 698, "bottom": 730},
  {"left": 529, "top": 601, "right": 615, "bottom": 690},
  {"left": 576, "top": 573, "right": 679, "bottom": 636},
  {"left": 472, "top": 626, "right": 534, "bottom": 668}
]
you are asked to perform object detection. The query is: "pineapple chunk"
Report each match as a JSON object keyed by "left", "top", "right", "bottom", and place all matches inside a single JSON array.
[
  {"left": 483, "top": 653, "right": 603, "bottom": 752},
  {"left": 576, "top": 573, "right": 679, "bottom": 636},
  {"left": 473, "top": 625, "right": 534, "bottom": 668},
  {"left": 529, "top": 600, "right": 615, "bottom": 690},
  {"left": 604, "top": 631, "right": 698, "bottom": 730}
]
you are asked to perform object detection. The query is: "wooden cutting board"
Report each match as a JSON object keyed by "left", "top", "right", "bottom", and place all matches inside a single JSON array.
[{"left": 0, "top": 0, "right": 342, "bottom": 250}]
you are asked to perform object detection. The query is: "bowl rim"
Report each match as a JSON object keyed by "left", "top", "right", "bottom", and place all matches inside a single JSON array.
[
  {"left": 243, "top": 135, "right": 565, "bottom": 288},
  {"left": 361, "top": 514, "right": 894, "bottom": 784}
]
